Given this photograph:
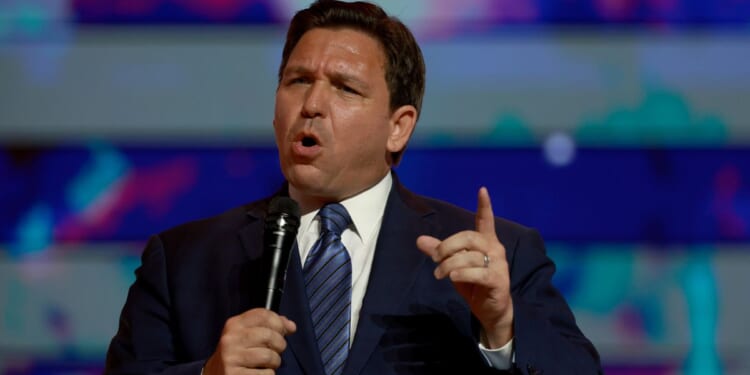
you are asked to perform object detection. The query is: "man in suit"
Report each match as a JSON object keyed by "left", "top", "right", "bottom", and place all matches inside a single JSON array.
[{"left": 105, "top": 1, "right": 602, "bottom": 374}]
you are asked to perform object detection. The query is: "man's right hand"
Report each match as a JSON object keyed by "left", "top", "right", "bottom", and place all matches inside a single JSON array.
[{"left": 203, "top": 308, "right": 297, "bottom": 375}]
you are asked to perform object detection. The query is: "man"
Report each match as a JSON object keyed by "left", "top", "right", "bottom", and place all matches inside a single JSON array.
[{"left": 105, "top": 1, "right": 602, "bottom": 374}]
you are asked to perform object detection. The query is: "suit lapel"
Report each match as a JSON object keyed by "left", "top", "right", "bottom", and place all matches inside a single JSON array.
[
  {"left": 280, "top": 248, "right": 327, "bottom": 375},
  {"left": 343, "top": 177, "right": 436, "bottom": 375},
  {"left": 237, "top": 179, "right": 439, "bottom": 375}
]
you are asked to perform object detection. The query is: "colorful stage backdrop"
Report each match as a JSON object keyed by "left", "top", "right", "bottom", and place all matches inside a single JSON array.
[{"left": 1, "top": 1, "right": 749, "bottom": 374}]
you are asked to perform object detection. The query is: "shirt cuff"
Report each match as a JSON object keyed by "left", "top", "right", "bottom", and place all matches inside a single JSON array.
[{"left": 478, "top": 337, "right": 514, "bottom": 370}]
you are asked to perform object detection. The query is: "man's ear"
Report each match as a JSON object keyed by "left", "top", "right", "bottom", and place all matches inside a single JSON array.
[{"left": 386, "top": 105, "right": 418, "bottom": 154}]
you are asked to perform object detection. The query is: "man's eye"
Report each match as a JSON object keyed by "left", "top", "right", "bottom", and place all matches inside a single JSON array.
[
  {"left": 340, "top": 85, "right": 360, "bottom": 95},
  {"left": 288, "top": 77, "right": 309, "bottom": 85}
]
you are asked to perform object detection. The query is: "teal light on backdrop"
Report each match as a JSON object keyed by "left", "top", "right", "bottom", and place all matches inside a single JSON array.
[{"left": 2, "top": 0, "right": 750, "bottom": 374}]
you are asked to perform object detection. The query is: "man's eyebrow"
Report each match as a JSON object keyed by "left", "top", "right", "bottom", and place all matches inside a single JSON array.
[
  {"left": 282, "top": 65, "right": 312, "bottom": 76},
  {"left": 283, "top": 65, "right": 370, "bottom": 89},
  {"left": 329, "top": 71, "right": 370, "bottom": 90}
]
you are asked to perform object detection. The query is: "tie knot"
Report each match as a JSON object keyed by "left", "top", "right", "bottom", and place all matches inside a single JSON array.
[{"left": 318, "top": 203, "right": 351, "bottom": 236}]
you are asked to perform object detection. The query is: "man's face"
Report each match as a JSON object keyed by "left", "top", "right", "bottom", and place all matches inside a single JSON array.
[{"left": 274, "top": 27, "right": 413, "bottom": 206}]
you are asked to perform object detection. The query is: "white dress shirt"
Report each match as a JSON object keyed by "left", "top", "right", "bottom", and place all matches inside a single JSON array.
[
  {"left": 296, "top": 173, "right": 391, "bottom": 343},
  {"left": 295, "top": 172, "right": 513, "bottom": 369}
]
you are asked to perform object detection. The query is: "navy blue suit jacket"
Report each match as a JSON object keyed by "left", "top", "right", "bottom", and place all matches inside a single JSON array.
[{"left": 105, "top": 176, "right": 601, "bottom": 375}]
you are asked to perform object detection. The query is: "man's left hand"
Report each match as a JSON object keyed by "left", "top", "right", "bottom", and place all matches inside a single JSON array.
[{"left": 416, "top": 187, "right": 513, "bottom": 348}]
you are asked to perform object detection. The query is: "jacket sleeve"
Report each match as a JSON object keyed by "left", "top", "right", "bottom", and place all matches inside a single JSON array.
[
  {"left": 104, "top": 235, "right": 205, "bottom": 375},
  {"left": 507, "top": 228, "right": 603, "bottom": 375}
]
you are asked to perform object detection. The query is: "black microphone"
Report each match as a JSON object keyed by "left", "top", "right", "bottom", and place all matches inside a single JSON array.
[{"left": 264, "top": 196, "right": 301, "bottom": 312}]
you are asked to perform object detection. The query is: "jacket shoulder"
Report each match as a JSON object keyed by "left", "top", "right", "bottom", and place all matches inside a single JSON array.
[{"left": 153, "top": 197, "right": 269, "bottom": 253}]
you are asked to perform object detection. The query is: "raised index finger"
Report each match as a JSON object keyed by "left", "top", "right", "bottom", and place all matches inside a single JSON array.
[{"left": 475, "top": 187, "right": 497, "bottom": 239}]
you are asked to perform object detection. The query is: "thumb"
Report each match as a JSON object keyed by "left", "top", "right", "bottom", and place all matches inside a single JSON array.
[
  {"left": 281, "top": 316, "right": 297, "bottom": 335},
  {"left": 416, "top": 235, "right": 441, "bottom": 259}
]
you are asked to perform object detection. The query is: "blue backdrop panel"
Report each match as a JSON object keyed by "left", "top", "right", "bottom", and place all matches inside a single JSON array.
[{"left": 2, "top": 146, "right": 748, "bottom": 250}]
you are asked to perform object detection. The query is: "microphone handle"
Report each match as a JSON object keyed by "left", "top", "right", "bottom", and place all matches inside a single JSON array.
[{"left": 265, "top": 227, "right": 294, "bottom": 311}]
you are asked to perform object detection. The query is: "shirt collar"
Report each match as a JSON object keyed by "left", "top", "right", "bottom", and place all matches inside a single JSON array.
[{"left": 297, "top": 172, "right": 393, "bottom": 240}]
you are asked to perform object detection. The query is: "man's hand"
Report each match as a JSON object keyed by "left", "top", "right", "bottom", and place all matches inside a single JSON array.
[
  {"left": 203, "top": 308, "right": 297, "bottom": 375},
  {"left": 416, "top": 187, "right": 513, "bottom": 348}
]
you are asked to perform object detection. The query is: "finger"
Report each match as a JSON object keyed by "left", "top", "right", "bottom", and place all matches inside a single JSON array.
[
  {"left": 240, "top": 347, "right": 282, "bottom": 370},
  {"left": 280, "top": 316, "right": 297, "bottom": 335},
  {"left": 235, "top": 308, "right": 287, "bottom": 333},
  {"left": 240, "top": 327, "right": 288, "bottom": 353},
  {"left": 434, "top": 251, "right": 487, "bottom": 279},
  {"left": 433, "top": 230, "right": 488, "bottom": 262},
  {"left": 448, "top": 267, "right": 496, "bottom": 288},
  {"left": 475, "top": 187, "right": 497, "bottom": 239},
  {"left": 416, "top": 235, "right": 441, "bottom": 259},
  {"left": 219, "top": 326, "right": 283, "bottom": 354}
]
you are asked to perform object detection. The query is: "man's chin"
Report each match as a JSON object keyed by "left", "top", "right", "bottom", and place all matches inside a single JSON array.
[{"left": 285, "top": 166, "right": 330, "bottom": 195}]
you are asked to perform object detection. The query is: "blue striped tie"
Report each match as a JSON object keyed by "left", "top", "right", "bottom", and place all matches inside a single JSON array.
[{"left": 303, "top": 203, "right": 352, "bottom": 375}]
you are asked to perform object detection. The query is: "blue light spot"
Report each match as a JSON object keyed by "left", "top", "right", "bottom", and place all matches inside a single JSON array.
[
  {"left": 13, "top": 202, "right": 53, "bottom": 257},
  {"left": 543, "top": 131, "right": 576, "bottom": 167},
  {"left": 66, "top": 142, "right": 129, "bottom": 213}
]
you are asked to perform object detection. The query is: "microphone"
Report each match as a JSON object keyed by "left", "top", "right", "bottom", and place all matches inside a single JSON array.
[{"left": 264, "top": 196, "right": 301, "bottom": 312}]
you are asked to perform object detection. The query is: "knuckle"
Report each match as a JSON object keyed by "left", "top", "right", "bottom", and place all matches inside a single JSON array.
[
  {"left": 224, "top": 316, "right": 239, "bottom": 330},
  {"left": 218, "top": 334, "right": 233, "bottom": 349},
  {"left": 269, "top": 352, "right": 282, "bottom": 369},
  {"left": 249, "top": 307, "right": 271, "bottom": 320},
  {"left": 271, "top": 316, "right": 286, "bottom": 332},
  {"left": 260, "top": 327, "right": 275, "bottom": 344},
  {"left": 449, "top": 269, "right": 462, "bottom": 281},
  {"left": 258, "top": 349, "right": 273, "bottom": 363},
  {"left": 244, "top": 326, "right": 266, "bottom": 346},
  {"left": 259, "top": 349, "right": 281, "bottom": 368},
  {"left": 245, "top": 348, "right": 267, "bottom": 367},
  {"left": 263, "top": 330, "right": 283, "bottom": 349},
  {"left": 275, "top": 333, "right": 289, "bottom": 351}
]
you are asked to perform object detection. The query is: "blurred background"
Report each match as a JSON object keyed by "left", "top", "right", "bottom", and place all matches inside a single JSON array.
[{"left": 1, "top": 0, "right": 749, "bottom": 374}]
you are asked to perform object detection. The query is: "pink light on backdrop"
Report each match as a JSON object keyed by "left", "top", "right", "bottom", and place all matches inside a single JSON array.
[{"left": 55, "top": 157, "right": 198, "bottom": 242}]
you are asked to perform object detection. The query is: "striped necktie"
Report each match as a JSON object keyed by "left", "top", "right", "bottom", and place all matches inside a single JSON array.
[{"left": 303, "top": 203, "right": 352, "bottom": 375}]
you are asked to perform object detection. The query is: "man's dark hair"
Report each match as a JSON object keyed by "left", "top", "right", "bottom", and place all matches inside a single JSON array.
[{"left": 278, "top": 0, "right": 426, "bottom": 164}]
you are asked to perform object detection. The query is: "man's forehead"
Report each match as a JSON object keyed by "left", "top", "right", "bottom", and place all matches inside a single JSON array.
[
  {"left": 294, "top": 28, "right": 383, "bottom": 58},
  {"left": 284, "top": 28, "right": 385, "bottom": 75}
]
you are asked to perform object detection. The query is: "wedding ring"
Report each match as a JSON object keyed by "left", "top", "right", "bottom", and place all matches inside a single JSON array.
[{"left": 483, "top": 254, "right": 490, "bottom": 268}]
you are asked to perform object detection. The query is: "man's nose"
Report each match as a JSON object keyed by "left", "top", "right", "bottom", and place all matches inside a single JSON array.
[{"left": 301, "top": 81, "right": 327, "bottom": 119}]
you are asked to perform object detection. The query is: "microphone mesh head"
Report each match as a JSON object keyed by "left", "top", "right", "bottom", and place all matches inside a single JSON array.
[{"left": 268, "top": 196, "right": 300, "bottom": 219}]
